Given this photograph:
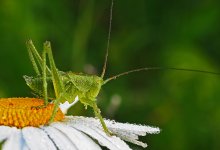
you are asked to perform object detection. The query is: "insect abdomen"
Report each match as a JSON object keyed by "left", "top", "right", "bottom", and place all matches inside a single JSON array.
[{"left": 24, "top": 75, "right": 56, "bottom": 99}]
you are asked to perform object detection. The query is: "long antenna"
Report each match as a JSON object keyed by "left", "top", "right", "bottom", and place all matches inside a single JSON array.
[
  {"left": 103, "top": 67, "right": 220, "bottom": 84},
  {"left": 101, "top": 0, "right": 114, "bottom": 78}
]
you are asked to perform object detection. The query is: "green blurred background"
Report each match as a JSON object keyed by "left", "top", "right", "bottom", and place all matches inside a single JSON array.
[{"left": 0, "top": 0, "right": 220, "bottom": 149}]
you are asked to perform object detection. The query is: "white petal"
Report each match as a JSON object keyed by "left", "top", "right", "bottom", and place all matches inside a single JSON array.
[
  {"left": 52, "top": 123, "right": 101, "bottom": 150},
  {"left": 115, "top": 132, "right": 148, "bottom": 148},
  {"left": 106, "top": 121, "right": 160, "bottom": 135},
  {"left": 0, "top": 126, "right": 15, "bottom": 142},
  {"left": 22, "top": 144, "right": 30, "bottom": 150},
  {"left": 22, "top": 127, "right": 56, "bottom": 150},
  {"left": 67, "top": 122, "right": 131, "bottom": 150},
  {"left": 65, "top": 116, "right": 160, "bottom": 148},
  {"left": 68, "top": 116, "right": 160, "bottom": 135},
  {"left": 3, "top": 128, "right": 27, "bottom": 150},
  {"left": 59, "top": 96, "right": 79, "bottom": 114},
  {"left": 42, "top": 126, "right": 77, "bottom": 150}
]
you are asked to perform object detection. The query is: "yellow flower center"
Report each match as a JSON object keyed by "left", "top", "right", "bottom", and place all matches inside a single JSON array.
[{"left": 0, "top": 98, "right": 64, "bottom": 128}]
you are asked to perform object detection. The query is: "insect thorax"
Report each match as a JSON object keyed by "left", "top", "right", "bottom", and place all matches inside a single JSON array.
[{"left": 65, "top": 72, "right": 104, "bottom": 100}]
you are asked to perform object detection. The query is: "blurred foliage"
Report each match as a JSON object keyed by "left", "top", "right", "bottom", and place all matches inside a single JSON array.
[{"left": 0, "top": 0, "right": 220, "bottom": 149}]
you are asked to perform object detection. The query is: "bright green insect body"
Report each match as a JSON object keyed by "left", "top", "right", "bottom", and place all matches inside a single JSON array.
[
  {"left": 24, "top": 40, "right": 111, "bottom": 134},
  {"left": 25, "top": 72, "right": 103, "bottom": 104}
]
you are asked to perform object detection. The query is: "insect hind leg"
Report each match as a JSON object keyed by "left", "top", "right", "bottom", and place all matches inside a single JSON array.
[
  {"left": 26, "top": 40, "right": 41, "bottom": 76},
  {"left": 42, "top": 45, "right": 48, "bottom": 105},
  {"left": 26, "top": 40, "right": 51, "bottom": 75},
  {"left": 44, "top": 41, "right": 65, "bottom": 123},
  {"left": 29, "top": 41, "right": 50, "bottom": 108}
]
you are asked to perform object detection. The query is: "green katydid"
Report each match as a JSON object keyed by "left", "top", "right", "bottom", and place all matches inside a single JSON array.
[{"left": 24, "top": 0, "right": 220, "bottom": 135}]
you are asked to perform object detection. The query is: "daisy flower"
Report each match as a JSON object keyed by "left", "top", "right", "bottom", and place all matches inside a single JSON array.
[{"left": 0, "top": 97, "right": 160, "bottom": 150}]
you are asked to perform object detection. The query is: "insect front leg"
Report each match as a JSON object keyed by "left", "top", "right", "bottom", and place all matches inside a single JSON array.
[
  {"left": 80, "top": 98, "right": 112, "bottom": 135},
  {"left": 92, "top": 102, "right": 112, "bottom": 136}
]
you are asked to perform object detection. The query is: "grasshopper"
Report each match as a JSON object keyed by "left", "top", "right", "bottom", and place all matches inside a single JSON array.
[
  {"left": 24, "top": 0, "right": 219, "bottom": 135},
  {"left": 25, "top": 39, "right": 113, "bottom": 135}
]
